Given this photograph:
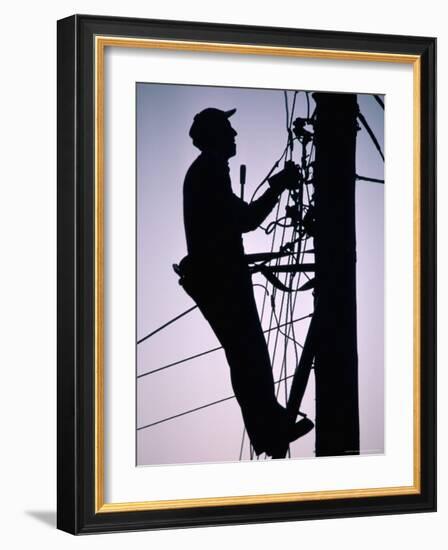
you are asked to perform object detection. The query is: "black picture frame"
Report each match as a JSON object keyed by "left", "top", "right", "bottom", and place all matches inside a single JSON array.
[{"left": 57, "top": 14, "right": 436, "bottom": 534}]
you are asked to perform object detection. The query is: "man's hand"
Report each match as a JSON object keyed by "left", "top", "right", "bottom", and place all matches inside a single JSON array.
[{"left": 267, "top": 161, "right": 300, "bottom": 193}]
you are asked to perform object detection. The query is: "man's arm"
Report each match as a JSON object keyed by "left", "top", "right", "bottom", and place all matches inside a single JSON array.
[
  {"left": 235, "top": 187, "right": 281, "bottom": 233},
  {"left": 235, "top": 162, "right": 300, "bottom": 232}
]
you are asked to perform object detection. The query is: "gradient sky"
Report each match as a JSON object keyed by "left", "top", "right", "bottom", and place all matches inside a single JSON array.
[{"left": 136, "top": 83, "right": 384, "bottom": 466}]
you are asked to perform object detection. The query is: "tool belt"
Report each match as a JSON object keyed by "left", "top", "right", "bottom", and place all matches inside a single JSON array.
[
  {"left": 172, "top": 255, "right": 191, "bottom": 287},
  {"left": 173, "top": 254, "right": 299, "bottom": 294}
]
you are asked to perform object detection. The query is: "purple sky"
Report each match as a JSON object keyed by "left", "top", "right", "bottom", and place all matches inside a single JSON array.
[{"left": 136, "top": 83, "right": 384, "bottom": 466}]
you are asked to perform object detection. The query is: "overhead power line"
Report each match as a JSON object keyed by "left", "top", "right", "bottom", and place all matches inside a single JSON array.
[
  {"left": 357, "top": 111, "right": 384, "bottom": 161},
  {"left": 137, "top": 305, "right": 198, "bottom": 345},
  {"left": 137, "top": 313, "right": 312, "bottom": 379},
  {"left": 137, "top": 373, "right": 296, "bottom": 431},
  {"left": 373, "top": 94, "right": 384, "bottom": 109},
  {"left": 356, "top": 174, "right": 385, "bottom": 184}
]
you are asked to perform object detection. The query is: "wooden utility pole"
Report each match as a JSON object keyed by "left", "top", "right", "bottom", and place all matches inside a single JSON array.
[{"left": 312, "top": 92, "right": 360, "bottom": 457}]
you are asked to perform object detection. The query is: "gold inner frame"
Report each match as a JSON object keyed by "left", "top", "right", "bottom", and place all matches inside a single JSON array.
[{"left": 94, "top": 36, "right": 421, "bottom": 513}]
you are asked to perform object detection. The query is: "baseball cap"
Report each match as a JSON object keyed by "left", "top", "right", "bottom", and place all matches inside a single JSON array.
[{"left": 189, "top": 107, "right": 236, "bottom": 144}]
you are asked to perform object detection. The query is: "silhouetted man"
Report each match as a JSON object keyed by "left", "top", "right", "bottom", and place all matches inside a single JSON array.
[{"left": 177, "top": 107, "right": 312, "bottom": 458}]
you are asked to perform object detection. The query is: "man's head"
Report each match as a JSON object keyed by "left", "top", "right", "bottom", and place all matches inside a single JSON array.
[{"left": 189, "top": 107, "right": 237, "bottom": 158}]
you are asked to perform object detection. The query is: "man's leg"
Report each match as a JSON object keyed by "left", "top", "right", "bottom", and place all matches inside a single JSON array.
[{"left": 183, "top": 271, "right": 286, "bottom": 454}]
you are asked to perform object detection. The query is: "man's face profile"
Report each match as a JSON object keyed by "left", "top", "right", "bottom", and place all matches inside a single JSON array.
[
  {"left": 190, "top": 108, "right": 238, "bottom": 159},
  {"left": 215, "top": 119, "right": 237, "bottom": 159}
]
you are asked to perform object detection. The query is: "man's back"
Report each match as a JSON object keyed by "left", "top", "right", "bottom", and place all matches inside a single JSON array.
[{"left": 183, "top": 152, "right": 246, "bottom": 267}]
